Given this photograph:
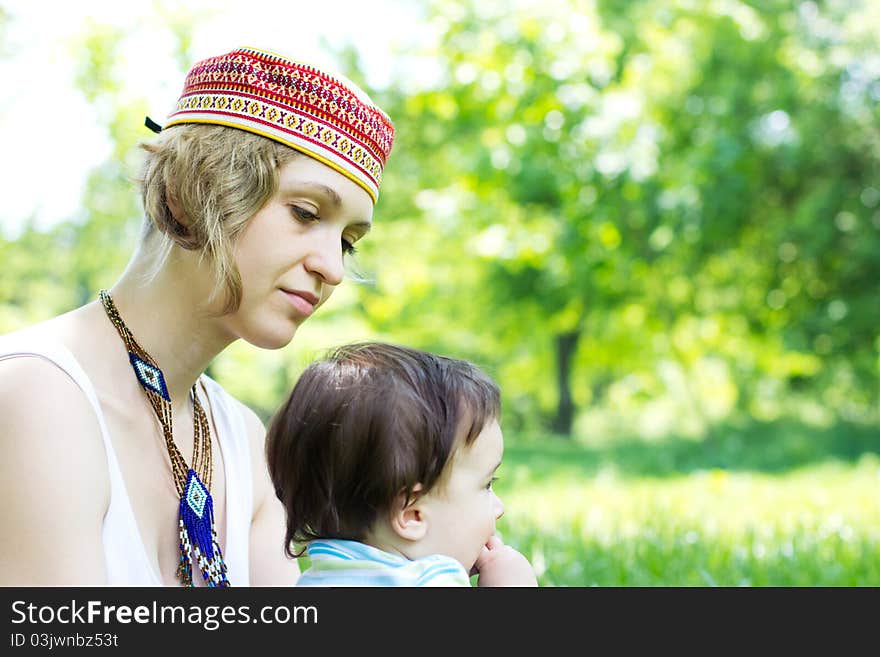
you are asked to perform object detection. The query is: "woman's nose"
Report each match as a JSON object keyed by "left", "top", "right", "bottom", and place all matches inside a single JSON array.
[{"left": 304, "top": 231, "right": 345, "bottom": 286}]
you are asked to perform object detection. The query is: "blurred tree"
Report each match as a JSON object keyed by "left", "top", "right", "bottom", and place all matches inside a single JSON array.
[{"left": 366, "top": 0, "right": 879, "bottom": 435}]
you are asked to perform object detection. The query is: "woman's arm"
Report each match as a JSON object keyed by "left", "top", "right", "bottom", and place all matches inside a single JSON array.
[
  {"left": 0, "top": 357, "right": 110, "bottom": 585},
  {"left": 239, "top": 403, "right": 300, "bottom": 586}
]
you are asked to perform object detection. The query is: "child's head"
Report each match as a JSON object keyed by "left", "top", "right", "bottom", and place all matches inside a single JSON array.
[{"left": 266, "top": 342, "right": 506, "bottom": 572}]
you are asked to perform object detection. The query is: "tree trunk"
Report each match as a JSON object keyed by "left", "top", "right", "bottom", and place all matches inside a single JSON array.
[{"left": 551, "top": 330, "right": 580, "bottom": 437}]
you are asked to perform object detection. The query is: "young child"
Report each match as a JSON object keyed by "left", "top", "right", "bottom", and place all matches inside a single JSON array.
[{"left": 266, "top": 342, "right": 538, "bottom": 586}]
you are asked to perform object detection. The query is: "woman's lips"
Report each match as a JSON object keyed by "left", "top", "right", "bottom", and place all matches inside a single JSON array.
[{"left": 280, "top": 288, "right": 318, "bottom": 316}]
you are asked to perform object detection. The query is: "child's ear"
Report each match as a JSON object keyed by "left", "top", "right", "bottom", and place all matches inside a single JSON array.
[{"left": 390, "top": 484, "right": 428, "bottom": 542}]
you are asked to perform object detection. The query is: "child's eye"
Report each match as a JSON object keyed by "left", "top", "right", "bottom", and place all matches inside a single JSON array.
[
  {"left": 342, "top": 238, "right": 357, "bottom": 256},
  {"left": 486, "top": 477, "right": 498, "bottom": 490}
]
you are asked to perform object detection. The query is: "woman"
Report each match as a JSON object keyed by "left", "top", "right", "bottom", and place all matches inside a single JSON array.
[{"left": 0, "top": 46, "right": 395, "bottom": 586}]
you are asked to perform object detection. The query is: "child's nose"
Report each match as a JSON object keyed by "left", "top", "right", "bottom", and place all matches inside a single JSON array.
[{"left": 493, "top": 493, "right": 505, "bottom": 520}]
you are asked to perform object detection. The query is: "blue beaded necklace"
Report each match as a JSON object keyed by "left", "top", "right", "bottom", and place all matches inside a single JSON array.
[{"left": 100, "top": 290, "right": 230, "bottom": 587}]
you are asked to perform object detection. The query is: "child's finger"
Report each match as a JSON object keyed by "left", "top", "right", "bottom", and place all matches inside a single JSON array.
[
  {"left": 484, "top": 534, "right": 504, "bottom": 551},
  {"left": 472, "top": 545, "right": 491, "bottom": 573}
]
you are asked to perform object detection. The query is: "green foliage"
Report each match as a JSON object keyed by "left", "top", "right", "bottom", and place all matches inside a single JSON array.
[{"left": 339, "top": 0, "right": 878, "bottom": 436}]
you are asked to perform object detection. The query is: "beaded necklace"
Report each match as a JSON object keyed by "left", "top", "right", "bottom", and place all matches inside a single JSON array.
[{"left": 99, "top": 290, "right": 230, "bottom": 587}]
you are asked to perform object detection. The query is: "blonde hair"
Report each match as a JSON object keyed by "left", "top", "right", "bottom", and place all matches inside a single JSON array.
[{"left": 138, "top": 123, "right": 299, "bottom": 313}]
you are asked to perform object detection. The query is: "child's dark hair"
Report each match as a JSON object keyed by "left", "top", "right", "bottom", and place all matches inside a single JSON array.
[{"left": 266, "top": 342, "right": 501, "bottom": 557}]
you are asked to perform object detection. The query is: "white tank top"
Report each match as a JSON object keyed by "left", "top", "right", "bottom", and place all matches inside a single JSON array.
[{"left": 0, "top": 334, "right": 253, "bottom": 586}]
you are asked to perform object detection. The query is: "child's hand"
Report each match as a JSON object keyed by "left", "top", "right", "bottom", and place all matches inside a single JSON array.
[{"left": 473, "top": 535, "right": 538, "bottom": 587}]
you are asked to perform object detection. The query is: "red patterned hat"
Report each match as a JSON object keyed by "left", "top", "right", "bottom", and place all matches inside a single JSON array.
[{"left": 163, "top": 46, "right": 395, "bottom": 203}]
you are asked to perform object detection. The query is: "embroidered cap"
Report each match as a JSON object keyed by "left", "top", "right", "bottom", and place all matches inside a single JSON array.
[{"left": 163, "top": 46, "right": 395, "bottom": 203}]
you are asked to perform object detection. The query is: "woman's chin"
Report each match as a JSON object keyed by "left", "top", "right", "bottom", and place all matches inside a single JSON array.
[{"left": 243, "top": 324, "right": 299, "bottom": 350}]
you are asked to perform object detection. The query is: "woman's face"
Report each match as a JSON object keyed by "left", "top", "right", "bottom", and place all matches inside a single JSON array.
[{"left": 222, "top": 154, "right": 374, "bottom": 349}]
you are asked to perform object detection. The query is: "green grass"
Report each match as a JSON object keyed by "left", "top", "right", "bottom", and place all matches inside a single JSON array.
[{"left": 494, "top": 419, "right": 880, "bottom": 586}]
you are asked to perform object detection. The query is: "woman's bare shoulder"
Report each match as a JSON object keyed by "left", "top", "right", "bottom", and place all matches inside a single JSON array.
[
  {"left": 0, "top": 312, "right": 110, "bottom": 487},
  {"left": 0, "top": 329, "right": 111, "bottom": 584},
  {"left": 0, "top": 350, "right": 109, "bottom": 471},
  {"left": 1, "top": 311, "right": 92, "bottom": 400}
]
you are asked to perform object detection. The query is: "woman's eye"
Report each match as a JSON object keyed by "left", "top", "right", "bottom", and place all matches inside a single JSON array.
[
  {"left": 292, "top": 206, "right": 319, "bottom": 222},
  {"left": 486, "top": 477, "right": 498, "bottom": 490},
  {"left": 342, "top": 238, "right": 358, "bottom": 256}
]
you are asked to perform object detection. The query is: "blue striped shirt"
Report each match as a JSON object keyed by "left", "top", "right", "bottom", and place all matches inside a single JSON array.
[{"left": 296, "top": 539, "right": 472, "bottom": 587}]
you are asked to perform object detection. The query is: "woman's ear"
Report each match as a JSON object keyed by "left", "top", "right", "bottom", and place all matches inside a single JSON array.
[
  {"left": 164, "top": 189, "right": 200, "bottom": 248},
  {"left": 166, "top": 191, "right": 189, "bottom": 230},
  {"left": 390, "top": 484, "right": 428, "bottom": 542}
]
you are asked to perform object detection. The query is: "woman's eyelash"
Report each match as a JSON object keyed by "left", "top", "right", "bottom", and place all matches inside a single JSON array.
[
  {"left": 292, "top": 206, "right": 319, "bottom": 222},
  {"left": 292, "top": 206, "right": 358, "bottom": 256},
  {"left": 486, "top": 477, "right": 499, "bottom": 489}
]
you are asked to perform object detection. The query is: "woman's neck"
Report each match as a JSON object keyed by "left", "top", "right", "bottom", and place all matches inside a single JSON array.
[{"left": 106, "top": 241, "right": 236, "bottom": 407}]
